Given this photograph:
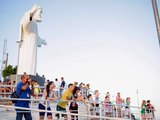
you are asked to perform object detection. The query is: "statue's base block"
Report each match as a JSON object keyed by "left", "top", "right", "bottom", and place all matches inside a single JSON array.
[{"left": 10, "top": 74, "right": 45, "bottom": 86}]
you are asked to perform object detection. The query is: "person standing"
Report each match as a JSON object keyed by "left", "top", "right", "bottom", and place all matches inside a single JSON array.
[
  {"left": 85, "top": 84, "right": 90, "bottom": 97},
  {"left": 87, "top": 94, "right": 95, "bottom": 115},
  {"left": 116, "top": 92, "right": 122, "bottom": 118},
  {"left": 34, "top": 81, "right": 40, "bottom": 100},
  {"left": 15, "top": 74, "right": 32, "bottom": 120},
  {"left": 94, "top": 90, "right": 100, "bottom": 116},
  {"left": 104, "top": 95, "right": 111, "bottom": 116},
  {"left": 125, "top": 97, "right": 131, "bottom": 118},
  {"left": 141, "top": 100, "right": 146, "bottom": 120},
  {"left": 44, "top": 79, "right": 49, "bottom": 88},
  {"left": 54, "top": 78, "right": 60, "bottom": 98},
  {"left": 30, "top": 79, "right": 36, "bottom": 97},
  {"left": 146, "top": 100, "right": 154, "bottom": 119},
  {"left": 60, "top": 77, "right": 65, "bottom": 97}
]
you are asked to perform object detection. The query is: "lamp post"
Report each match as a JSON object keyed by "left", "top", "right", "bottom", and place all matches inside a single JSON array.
[{"left": 136, "top": 89, "right": 140, "bottom": 118}]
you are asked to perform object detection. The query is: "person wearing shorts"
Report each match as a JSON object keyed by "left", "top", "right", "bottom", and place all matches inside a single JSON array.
[{"left": 38, "top": 81, "right": 57, "bottom": 120}]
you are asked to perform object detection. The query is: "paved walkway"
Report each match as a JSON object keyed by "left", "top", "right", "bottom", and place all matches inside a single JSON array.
[{"left": 0, "top": 106, "right": 39, "bottom": 120}]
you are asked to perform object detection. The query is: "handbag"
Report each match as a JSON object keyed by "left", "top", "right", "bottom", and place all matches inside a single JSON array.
[{"left": 10, "top": 90, "right": 22, "bottom": 104}]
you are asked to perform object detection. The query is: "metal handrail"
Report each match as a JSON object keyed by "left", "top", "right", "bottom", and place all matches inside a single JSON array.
[
  {"left": 0, "top": 97, "right": 142, "bottom": 120},
  {"left": 0, "top": 104, "right": 126, "bottom": 120}
]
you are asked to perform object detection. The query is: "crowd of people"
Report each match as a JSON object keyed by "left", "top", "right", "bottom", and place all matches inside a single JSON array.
[
  {"left": 141, "top": 100, "right": 155, "bottom": 120},
  {"left": 0, "top": 74, "right": 156, "bottom": 120},
  {"left": 0, "top": 80, "right": 15, "bottom": 97}
]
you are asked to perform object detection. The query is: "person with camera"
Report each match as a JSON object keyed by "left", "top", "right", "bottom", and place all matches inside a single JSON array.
[{"left": 15, "top": 74, "right": 32, "bottom": 120}]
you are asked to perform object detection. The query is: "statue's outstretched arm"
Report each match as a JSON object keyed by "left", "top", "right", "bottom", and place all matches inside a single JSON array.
[{"left": 37, "top": 36, "right": 47, "bottom": 47}]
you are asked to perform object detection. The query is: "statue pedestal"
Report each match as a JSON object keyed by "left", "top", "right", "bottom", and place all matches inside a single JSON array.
[{"left": 10, "top": 74, "right": 45, "bottom": 86}]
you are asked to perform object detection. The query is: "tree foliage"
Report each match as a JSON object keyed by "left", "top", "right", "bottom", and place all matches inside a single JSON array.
[{"left": 2, "top": 65, "right": 17, "bottom": 79}]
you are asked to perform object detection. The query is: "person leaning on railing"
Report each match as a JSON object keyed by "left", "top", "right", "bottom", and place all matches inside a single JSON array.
[
  {"left": 38, "top": 81, "right": 58, "bottom": 120},
  {"left": 104, "top": 95, "right": 111, "bottom": 117},
  {"left": 69, "top": 86, "right": 87, "bottom": 120},
  {"left": 15, "top": 74, "right": 33, "bottom": 120},
  {"left": 56, "top": 83, "right": 74, "bottom": 120},
  {"left": 125, "top": 97, "right": 131, "bottom": 118},
  {"left": 87, "top": 94, "right": 95, "bottom": 115}
]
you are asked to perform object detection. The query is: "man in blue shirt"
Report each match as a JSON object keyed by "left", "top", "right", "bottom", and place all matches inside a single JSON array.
[{"left": 15, "top": 74, "right": 32, "bottom": 120}]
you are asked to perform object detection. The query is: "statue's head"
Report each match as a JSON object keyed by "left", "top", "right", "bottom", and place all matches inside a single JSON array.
[{"left": 30, "top": 4, "right": 42, "bottom": 22}]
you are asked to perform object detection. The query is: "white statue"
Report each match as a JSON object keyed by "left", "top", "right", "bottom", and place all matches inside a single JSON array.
[{"left": 17, "top": 4, "right": 47, "bottom": 75}]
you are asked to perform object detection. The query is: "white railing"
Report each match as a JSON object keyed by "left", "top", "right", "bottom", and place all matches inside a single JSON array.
[
  {"left": 0, "top": 104, "right": 127, "bottom": 120},
  {"left": 0, "top": 85, "right": 156, "bottom": 120},
  {"left": 0, "top": 97, "right": 142, "bottom": 120}
]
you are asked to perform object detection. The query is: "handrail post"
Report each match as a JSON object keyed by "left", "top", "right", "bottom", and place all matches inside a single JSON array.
[
  {"left": 116, "top": 105, "right": 118, "bottom": 118},
  {"left": 45, "top": 100, "right": 47, "bottom": 120},
  {"left": 59, "top": 112, "right": 62, "bottom": 120},
  {"left": 121, "top": 105, "right": 123, "bottom": 118},
  {"left": 99, "top": 103, "right": 102, "bottom": 120},
  {"left": 129, "top": 107, "right": 131, "bottom": 120},
  {"left": 30, "top": 97, "right": 33, "bottom": 108},
  {"left": 103, "top": 103, "right": 106, "bottom": 117},
  {"left": 86, "top": 101, "right": 90, "bottom": 120}
]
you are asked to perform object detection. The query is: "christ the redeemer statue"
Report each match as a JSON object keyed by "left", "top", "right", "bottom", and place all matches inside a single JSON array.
[{"left": 17, "top": 4, "right": 47, "bottom": 75}]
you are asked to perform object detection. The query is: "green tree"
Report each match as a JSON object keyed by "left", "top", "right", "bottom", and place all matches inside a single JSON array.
[
  {"left": 13, "top": 66, "right": 17, "bottom": 74},
  {"left": 2, "top": 65, "right": 17, "bottom": 79}
]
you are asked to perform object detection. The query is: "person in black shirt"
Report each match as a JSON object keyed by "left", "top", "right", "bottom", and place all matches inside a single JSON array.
[
  {"left": 69, "top": 87, "right": 86, "bottom": 120},
  {"left": 60, "top": 77, "right": 65, "bottom": 96}
]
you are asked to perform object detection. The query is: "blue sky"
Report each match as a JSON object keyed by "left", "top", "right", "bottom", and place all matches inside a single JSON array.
[{"left": 0, "top": 0, "right": 160, "bottom": 118}]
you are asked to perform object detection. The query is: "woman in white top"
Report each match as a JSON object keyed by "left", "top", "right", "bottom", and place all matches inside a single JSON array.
[
  {"left": 38, "top": 81, "right": 58, "bottom": 120},
  {"left": 94, "top": 90, "right": 100, "bottom": 116}
]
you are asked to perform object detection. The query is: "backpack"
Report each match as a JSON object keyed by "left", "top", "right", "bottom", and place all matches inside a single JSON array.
[{"left": 10, "top": 90, "right": 22, "bottom": 104}]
